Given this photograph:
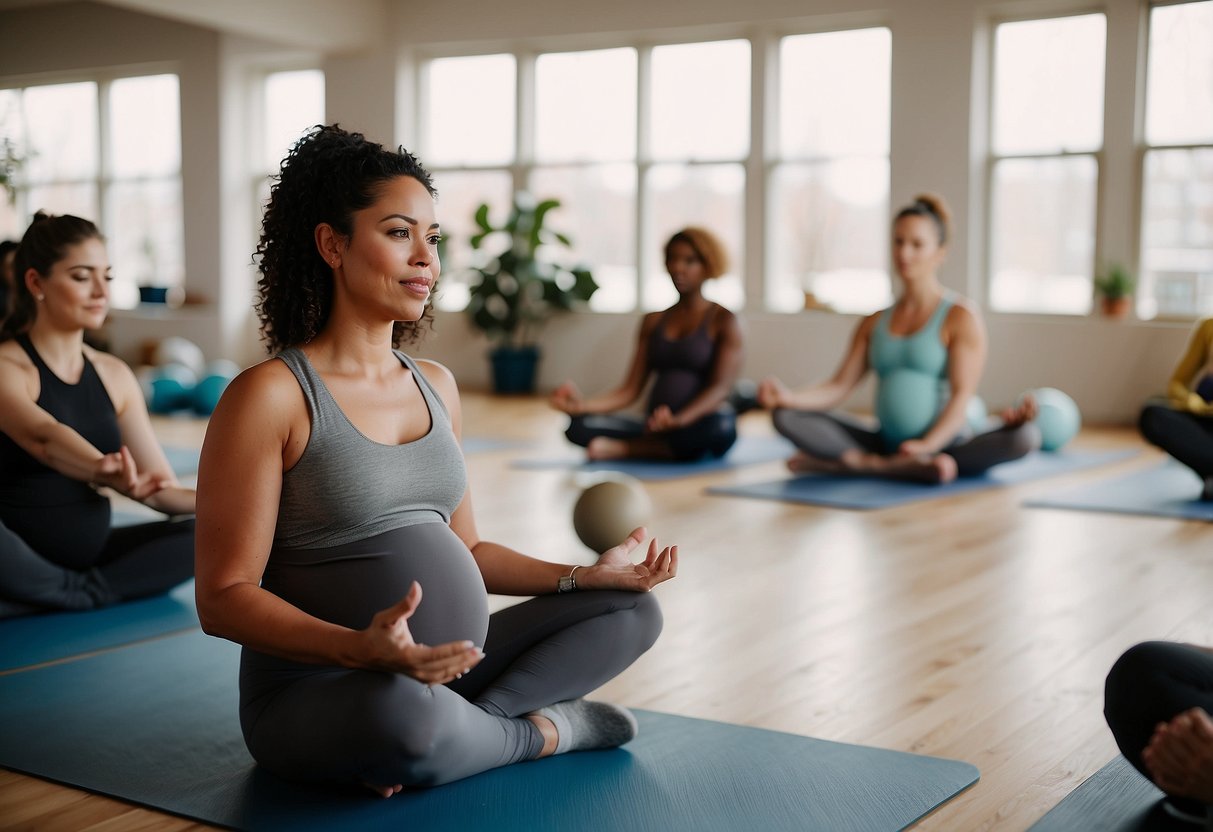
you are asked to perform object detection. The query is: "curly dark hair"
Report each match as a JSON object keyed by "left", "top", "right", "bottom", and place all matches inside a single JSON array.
[
  {"left": 1, "top": 212, "right": 103, "bottom": 342},
  {"left": 255, "top": 124, "right": 439, "bottom": 353}
]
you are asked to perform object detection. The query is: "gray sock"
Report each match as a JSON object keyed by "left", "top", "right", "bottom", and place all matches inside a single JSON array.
[{"left": 534, "top": 699, "right": 638, "bottom": 754}]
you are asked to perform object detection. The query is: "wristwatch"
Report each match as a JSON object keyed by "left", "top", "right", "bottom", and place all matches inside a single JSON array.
[{"left": 557, "top": 566, "right": 581, "bottom": 593}]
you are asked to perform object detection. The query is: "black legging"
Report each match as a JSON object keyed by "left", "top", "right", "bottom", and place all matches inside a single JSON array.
[
  {"left": 1105, "top": 641, "right": 1213, "bottom": 798},
  {"left": 771, "top": 409, "right": 1041, "bottom": 477},
  {"left": 1140, "top": 404, "right": 1213, "bottom": 480},
  {"left": 565, "top": 410, "right": 737, "bottom": 461},
  {"left": 0, "top": 517, "right": 195, "bottom": 619}
]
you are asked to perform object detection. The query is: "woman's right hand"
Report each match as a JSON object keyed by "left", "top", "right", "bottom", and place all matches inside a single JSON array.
[
  {"left": 362, "top": 581, "right": 484, "bottom": 684},
  {"left": 91, "top": 445, "right": 170, "bottom": 502},
  {"left": 550, "top": 380, "right": 584, "bottom": 414},
  {"left": 757, "top": 377, "right": 789, "bottom": 410}
]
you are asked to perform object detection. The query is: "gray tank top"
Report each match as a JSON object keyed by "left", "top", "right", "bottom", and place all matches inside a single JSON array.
[{"left": 273, "top": 348, "right": 468, "bottom": 549}]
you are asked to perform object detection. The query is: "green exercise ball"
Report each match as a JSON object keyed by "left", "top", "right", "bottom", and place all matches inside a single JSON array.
[{"left": 572, "top": 477, "right": 652, "bottom": 554}]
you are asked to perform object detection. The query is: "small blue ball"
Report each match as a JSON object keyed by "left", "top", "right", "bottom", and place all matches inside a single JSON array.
[
  {"left": 1032, "top": 387, "right": 1081, "bottom": 451},
  {"left": 147, "top": 364, "right": 196, "bottom": 413}
]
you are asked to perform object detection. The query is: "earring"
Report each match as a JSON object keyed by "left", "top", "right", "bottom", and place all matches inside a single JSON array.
[{"left": 35, "top": 295, "right": 44, "bottom": 302}]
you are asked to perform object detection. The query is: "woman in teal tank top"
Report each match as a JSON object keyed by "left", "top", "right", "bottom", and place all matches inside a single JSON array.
[{"left": 757, "top": 194, "right": 1040, "bottom": 483}]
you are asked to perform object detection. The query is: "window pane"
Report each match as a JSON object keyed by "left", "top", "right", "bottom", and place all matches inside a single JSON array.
[
  {"left": 529, "top": 164, "right": 637, "bottom": 311},
  {"left": 1146, "top": 1, "right": 1213, "bottom": 146},
  {"left": 767, "top": 159, "right": 890, "bottom": 314},
  {"left": 264, "top": 69, "right": 324, "bottom": 171},
  {"left": 644, "top": 163, "right": 744, "bottom": 311},
  {"left": 989, "top": 156, "right": 1097, "bottom": 314},
  {"left": 431, "top": 169, "right": 514, "bottom": 311},
  {"left": 105, "top": 179, "right": 184, "bottom": 309},
  {"left": 424, "top": 55, "right": 514, "bottom": 166},
  {"left": 535, "top": 49, "right": 636, "bottom": 163},
  {"left": 110, "top": 74, "right": 180, "bottom": 178},
  {"left": 650, "top": 40, "right": 749, "bottom": 161},
  {"left": 993, "top": 15, "right": 1106, "bottom": 155},
  {"left": 779, "top": 28, "right": 891, "bottom": 158},
  {"left": 1139, "top": 148, "right": 1213, "bottom": 319},
  {"left": 23, "top": 82, "right": 97, "bottom": 181},
  {"left": 25, "top": 182, "right": 98, "bottom": 224}
]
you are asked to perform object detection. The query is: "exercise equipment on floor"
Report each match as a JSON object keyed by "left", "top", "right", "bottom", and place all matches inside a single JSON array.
[
  {"left": 573, "top": 476, "right": 652, "bottom": 554},
  {"left": 1028, "top": 387, "right": 1081, "bottom": 452},
  {"left": 139, "top": 338, "right": 239, "bottom": 416}
]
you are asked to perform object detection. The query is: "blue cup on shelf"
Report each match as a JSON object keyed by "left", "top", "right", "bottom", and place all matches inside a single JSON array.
[{"left": 139, "top": 286, "right": 169, "bottom": 304}]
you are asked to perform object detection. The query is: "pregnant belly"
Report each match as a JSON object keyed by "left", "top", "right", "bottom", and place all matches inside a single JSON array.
[
  {"left": 262, "top": 522, "right": 489, "bottom": 648},
  {"left": 876, "top": 369, "right": 946, "bottom": 447}
]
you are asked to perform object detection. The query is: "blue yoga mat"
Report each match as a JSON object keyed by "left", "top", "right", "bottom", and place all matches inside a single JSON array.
[
  {"left": 1029, "top": 756, "right": 1170, "bottom": 831},
  {"left": 163, "top": 445, "right": 200, "bottom": 476},
  {"left": 463, "top": 436, "right": 528, "bottom": 454},
  {"left": 0, "top": 580, "right": 196, "bottom": 672},
  {"left": 512, "top": 435, "right": 797, "bottom": 481},
  {"left": 706, "top": 449, "right": 1136, "bottom": 510},
  {"left": 1026, "top": 462, "right": 1213, "bottom": 522},
  {"left": 0, "top": 630, "right": 978, "bottom": 832}
]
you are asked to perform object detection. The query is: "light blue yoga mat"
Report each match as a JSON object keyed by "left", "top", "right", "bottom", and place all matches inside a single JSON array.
[
  {"left": 1029, "top": 756, "right": 1169, "bottom": 831},
  {"left": 163, "top": 445, "right": 200, "bottom": 476},
  {"left": 707, "top": 449, "right": 1136, "bottom": 510},
  {"left": 0, "top": 580, "right": 196, "bottom": 672},
  {"left": 1026, "top": 462, "right": 1213, "bottom": 522},
  {"left": 463, "top": 436, "right": 527, "bottom": 454},
  {"left": 0, "top": 629, "right": 978, "bottom": 832},
  {"left": 512, "top": 435, "right": 797, "bottom": 481}
]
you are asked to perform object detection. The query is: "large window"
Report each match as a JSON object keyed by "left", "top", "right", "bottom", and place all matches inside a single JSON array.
[
  {"left": 767, "top": 28, "right": 892, "bottom": 314},
  {"left": 0, "top": 74, "right": 182, "bottom": 309},
  {"left": 255, "top": 69, "right": 325, "bottom": 210},
  {"left": 1139, "top": 0, "right": 1213, "bottom": 319},
  {"left": 987, "top": 14, "right": 1106, "bottom": 315},
  {"left": 422, "top": 29, "right": 888, "bottom": 315}
]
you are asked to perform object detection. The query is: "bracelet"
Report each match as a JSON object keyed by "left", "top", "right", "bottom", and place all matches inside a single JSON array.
[{"left": 569, "top": 565, "right": 582, "bottom": 591}]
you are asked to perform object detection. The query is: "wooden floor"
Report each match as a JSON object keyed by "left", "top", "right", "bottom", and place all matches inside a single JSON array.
[{"left": 4, "top": 393, "right": 1212, "bottom": 831}]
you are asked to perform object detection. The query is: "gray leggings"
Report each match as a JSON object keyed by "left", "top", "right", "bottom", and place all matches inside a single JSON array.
[
  {"left": 239, "top": 526, "right": 663, "bottom": 788},
  {"left": 772, "top": 409, "right": 1041, "bottom": 477}
]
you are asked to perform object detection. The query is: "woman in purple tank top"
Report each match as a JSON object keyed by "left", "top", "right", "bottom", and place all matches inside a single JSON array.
[{"left": 551, "top": 227, "right": 744, "bottom": 461}]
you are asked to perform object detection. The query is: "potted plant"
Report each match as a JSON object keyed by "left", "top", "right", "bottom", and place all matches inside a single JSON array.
[
  {"left": 464, "top": 192, "right": 598, "bottom": 393},
  {"left": 1094, "top": 264, "right": 1136, "bottom": 320}
]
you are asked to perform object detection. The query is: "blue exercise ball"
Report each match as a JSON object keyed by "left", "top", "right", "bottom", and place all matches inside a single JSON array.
[
  {"left": 148, "top": 363, "right": 197, "bottom": 413},
  {"left": 192, "top": 363, "right": 238, "bottom": 415},
  {"left": 1031, "top": 387, "right": 1081, "bottom": 451}
]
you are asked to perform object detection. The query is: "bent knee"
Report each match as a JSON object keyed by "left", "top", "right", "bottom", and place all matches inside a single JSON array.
[
  {"left": 1105, "top": 641, "right": 1173, "bottom": 717},
  {"left": 628, "top": 590, "right": 664, "bottom": 651},
  {"left": 1009, "top": 421, "right": 1042, "bottom": 457}
]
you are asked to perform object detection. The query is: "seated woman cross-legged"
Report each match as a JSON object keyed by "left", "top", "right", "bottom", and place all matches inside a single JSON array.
[
  {"left": 194, "top": 125, "right": 676, "bottom": 796},
  {"left": 758, "top": 194, "right": 1040, "bottom": 484},
  {"left": 0, "top": 212, "right": 195, "bottom": 619},
  {"left": 551, "top": 227, "right": 744, "bottom": 462},
  {"left": 1138, "top": 317, "right": 1213, "bottom": 500}
]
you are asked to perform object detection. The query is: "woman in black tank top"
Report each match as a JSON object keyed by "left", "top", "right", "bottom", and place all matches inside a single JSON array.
[
  {"left": 195, "top": 126, "right": 676, "bottom": 794},
  {"left": 0, "top": 213, "right": 195, "bottom": 618},
  {"left": 551, "top": 227, "right": 744, "bottom": 461}
]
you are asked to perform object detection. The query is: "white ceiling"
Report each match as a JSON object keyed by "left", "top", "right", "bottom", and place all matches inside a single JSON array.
[{"left": 1, "top": 0, "right": 388, "bottom": 52}]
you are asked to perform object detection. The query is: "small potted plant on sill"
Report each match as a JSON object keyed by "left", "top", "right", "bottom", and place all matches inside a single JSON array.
[
  {"left": 464, "top": 192, "right": 598, "bottom": 394},
  {"left": 1094, "top": 263, "right": 1136, "bottom": 320}
]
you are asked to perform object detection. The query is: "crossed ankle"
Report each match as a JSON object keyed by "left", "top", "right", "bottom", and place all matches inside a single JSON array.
[{"left": 533, "top": 699, "right": 638, "bottom": 755}]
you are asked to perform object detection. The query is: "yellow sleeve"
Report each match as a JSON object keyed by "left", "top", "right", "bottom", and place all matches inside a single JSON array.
[{"left": 1167, "top": 318, "right": 1213, "bottom": 412}]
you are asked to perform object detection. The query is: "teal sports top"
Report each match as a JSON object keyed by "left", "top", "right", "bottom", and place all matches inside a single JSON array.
[{"left": 868, "top": 293, "right": 955, "bottom": 447}]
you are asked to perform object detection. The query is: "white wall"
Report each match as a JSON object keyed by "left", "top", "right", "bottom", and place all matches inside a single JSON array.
[{"left": 2, "top": 0, "right": 1193, "bottom": 423}]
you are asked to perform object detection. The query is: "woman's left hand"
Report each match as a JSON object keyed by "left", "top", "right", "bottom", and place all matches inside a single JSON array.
[
  {"left": 896, "top": 439, "right": 934, "bottom": 458},
  {"left": 576, "top": 527, "right": 678, "bottom": 592},
  {"left": 646, "top": 406, "right": 681, "bottom": 433},
  {"left": 1144, "top": 707, "right": 1213, "bottom": 803}
]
